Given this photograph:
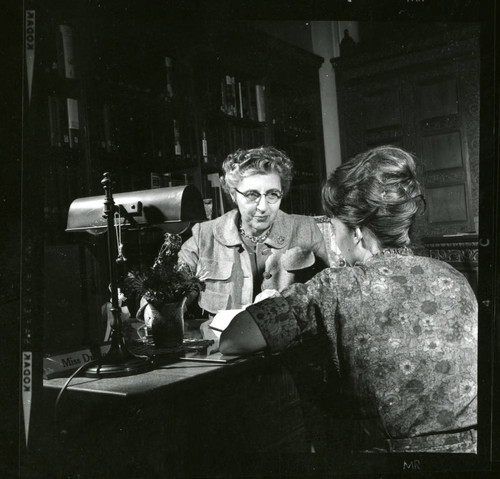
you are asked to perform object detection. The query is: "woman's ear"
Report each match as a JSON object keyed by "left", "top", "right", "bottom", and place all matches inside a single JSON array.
[
  {"left": 354, "top": 226, "right": 363, "bottom": 244},
  {"left": 359, "top": 226, "right": 381, "bottom": 254}
]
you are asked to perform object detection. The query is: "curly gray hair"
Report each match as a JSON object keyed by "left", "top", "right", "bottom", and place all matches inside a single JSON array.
[{"left": 220, "top": 146, "right": 294, "bottom": 198}]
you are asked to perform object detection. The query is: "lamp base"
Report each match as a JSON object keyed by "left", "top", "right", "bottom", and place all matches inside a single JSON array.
[{"left": 85, "top": 350, "right": 152, "bottom": 378}]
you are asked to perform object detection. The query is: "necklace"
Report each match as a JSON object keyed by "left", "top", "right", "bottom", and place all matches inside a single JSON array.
[
  {"left": 355, "top": 246, "right": 414, "bottom": 266},
  {"left": 375, "top": 246, "right": 414, "bottom": 256},
  {"left": 239, "top": 222, "right": 272, "bottom": 244}
]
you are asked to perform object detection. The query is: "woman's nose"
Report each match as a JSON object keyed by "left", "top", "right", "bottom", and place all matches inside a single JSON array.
[{"left": 256, "top": 194, "right": 268, "bottom": 210}]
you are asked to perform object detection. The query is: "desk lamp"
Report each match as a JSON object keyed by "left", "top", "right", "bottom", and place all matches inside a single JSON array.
[{"left": 66, "top": 172, "right": 206, "bottom": 378}]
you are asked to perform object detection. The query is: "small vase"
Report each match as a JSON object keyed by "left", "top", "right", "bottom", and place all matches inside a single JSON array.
[{"left": 137, "top": 297, "right": 186, "bottom": 348}]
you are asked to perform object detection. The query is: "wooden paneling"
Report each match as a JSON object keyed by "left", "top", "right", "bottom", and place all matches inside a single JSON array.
[
  {"left": 364, "top": 88, "right": 402, "bottom": 130},
  {"left": 418, "top": 76, "right": 458, "bottom": 119},
  {"left": 422, "top": 131, "right": 463, "bottom": 171},
  {"left": 426, "top": 184, "right": 468, "bottom": 223},
  {"left": 332, "top": 24, "right": 479, "bottom": 238}
]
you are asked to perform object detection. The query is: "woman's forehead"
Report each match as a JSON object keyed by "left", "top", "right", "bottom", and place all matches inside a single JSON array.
[{"left": 237, "top": 173, "right": 281, "bottom": 190}]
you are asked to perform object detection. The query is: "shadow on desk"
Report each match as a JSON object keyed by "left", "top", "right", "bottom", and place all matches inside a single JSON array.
[{"left": 37, "top": 351, "right": 336, "bottom": 478}]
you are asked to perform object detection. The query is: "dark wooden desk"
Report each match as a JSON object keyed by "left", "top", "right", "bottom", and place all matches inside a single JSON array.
[
  {"left": 41, "top": 351, "right": 312, "bottom": 478},
  {"left": 44, "top": 354, "right": 266, "bottom": 400}
]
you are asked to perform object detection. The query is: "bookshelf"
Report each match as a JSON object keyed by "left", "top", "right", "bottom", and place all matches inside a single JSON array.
[
  {"left": 27, "top": 5, "right": 326, "bottom": 351},
  {"left": 183, "top": 23, "right": 326, "bottom": 216},
  {"left": 81, "top": 19, "right": 325, "bottom": 217}
]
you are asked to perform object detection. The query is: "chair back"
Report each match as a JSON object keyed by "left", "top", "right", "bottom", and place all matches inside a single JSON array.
[{"left": 313, "top": 216, "right": 346, "bottom": 267}]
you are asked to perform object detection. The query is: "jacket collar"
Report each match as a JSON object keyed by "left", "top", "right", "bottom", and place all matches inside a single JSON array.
[
  {"left": 265, "top": 209, "right": 291, "bottom": 249},
  {"left": 213, "top": 209, "right": 291, "bottom": 249},
  {"left": 213, "top": 209, "right": 243, "bottom": 246}
]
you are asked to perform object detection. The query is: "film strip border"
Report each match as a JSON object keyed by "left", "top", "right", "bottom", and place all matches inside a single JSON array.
[{"left": 22, "top": 7, "right": 44, "bottom": 450}]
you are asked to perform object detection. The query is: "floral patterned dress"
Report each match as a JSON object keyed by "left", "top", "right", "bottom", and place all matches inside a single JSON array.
[{"left": 246, "top": 251, "right": 478, "bottom": 453}]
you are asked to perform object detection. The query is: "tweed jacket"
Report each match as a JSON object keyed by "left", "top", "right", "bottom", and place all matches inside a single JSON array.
[{"left": 178, "top": 209, "right": 329, "bottom": 314}]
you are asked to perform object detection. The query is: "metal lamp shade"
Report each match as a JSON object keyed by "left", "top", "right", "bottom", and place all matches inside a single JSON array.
[{"left": 66, "top": 184, "right": 206, "bottom": 234}]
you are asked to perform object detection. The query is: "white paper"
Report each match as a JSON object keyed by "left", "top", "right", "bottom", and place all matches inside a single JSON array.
[
  {"left": 254, "top": 289, "right": 280, "bottom": 303},
  {"left": 209, "top": 309, "right": 244, "bottom": 335}
]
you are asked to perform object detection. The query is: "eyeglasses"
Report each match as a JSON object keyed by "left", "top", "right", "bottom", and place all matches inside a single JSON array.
[{"left": 234, "top": 187, "right": 283, "bottom": 204}]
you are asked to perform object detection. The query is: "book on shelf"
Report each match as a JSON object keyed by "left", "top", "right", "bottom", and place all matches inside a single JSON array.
[
  {"left": 164, "top": 56, "right": 174, "bottom": 99},
  {"left": 247, "top": 81, "right": 258, "bottom": 121},
  {"left": 173, "top": 119, "right": 182, "bottom": 157},
  {"left": 150, "top": 172, "right": 161, "bottom": 188},
  {"left": 48, "top": 96, "right": 77, "bottom": 149},
  {"left": 221, "top": 75, "right": 237, "bottom": 116},
  {"left": 66, "top": 98, "right": 80, "bottom": 148},
  {"left": 237, "top": 79, "right": 252, "bottom": 120},
  {"left": 255, "top": 84, "right": 266, "bottom": 122},
  {"left": 207, "top": 172, "right": 225, "bottom": 217},
  {"left": 163, "top": 172, "right": 173, "bottom": 187},
  {"left": 202, "top": 130, "right": 208, "bottom": 163},
  {"left": 57, "top": 24, "right": 76, "bottom": 79},
  {"left": 236, "top": 80, "right": 246, "bottom": 119},
  {"left": 48, "top": 96, "right": 63, "bottom": 147},
  {"left": 151, "top": 172, "right": 191, "bottom": 189},
  {"left": 220, "top": 76, "right": 227, "bottom": 113},
  {"left": 229, "top": 76, "right": 237, "bottom": 116}
]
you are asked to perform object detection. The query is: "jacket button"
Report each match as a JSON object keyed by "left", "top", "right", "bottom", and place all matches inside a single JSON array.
[{"left": 263, "top": 272, "right": 272, "bottom": 279}]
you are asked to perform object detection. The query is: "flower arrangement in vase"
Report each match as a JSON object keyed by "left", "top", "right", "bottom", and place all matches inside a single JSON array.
[{"left": 123, "top": 233, "right": 205, "bottom": 348}]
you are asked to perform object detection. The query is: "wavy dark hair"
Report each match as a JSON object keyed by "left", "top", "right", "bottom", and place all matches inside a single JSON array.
[
  {"left": 322, "top": 145, "right": 424, "bottom": 249},
  {"left": 220, "top": 146, "right": 294, "bottom": 198}
]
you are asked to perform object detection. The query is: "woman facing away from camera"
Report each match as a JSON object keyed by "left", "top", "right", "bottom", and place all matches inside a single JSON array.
[
  {"left": 178, "top": 146, "right": 330, "bottom": 316},
  {"left": 220, "top": 145, "right": 478, "bottom": 453}
]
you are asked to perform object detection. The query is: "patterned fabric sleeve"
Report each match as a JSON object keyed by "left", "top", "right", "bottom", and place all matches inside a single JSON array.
[{"left": 246, "top": 269, "right": 336, "bottom": 353}]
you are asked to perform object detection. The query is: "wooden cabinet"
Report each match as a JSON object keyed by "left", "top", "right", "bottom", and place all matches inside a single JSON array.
[{"left": 332, "top": 24, "right": 480, "bottom": 240}]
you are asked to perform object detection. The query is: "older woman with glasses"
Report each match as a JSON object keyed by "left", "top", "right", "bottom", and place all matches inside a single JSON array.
[{"left": 178, "top": 146, "right": 329, "bottom": 315}]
